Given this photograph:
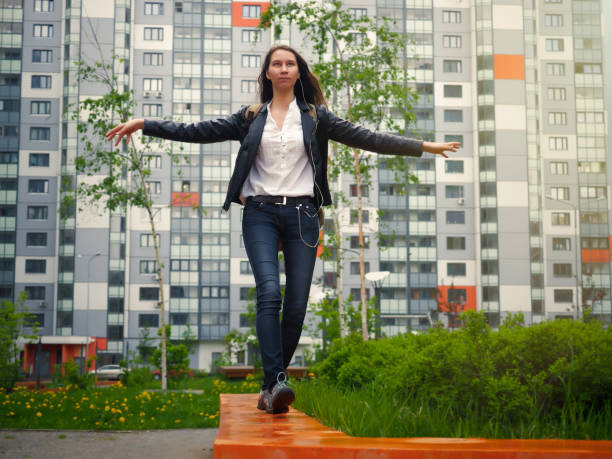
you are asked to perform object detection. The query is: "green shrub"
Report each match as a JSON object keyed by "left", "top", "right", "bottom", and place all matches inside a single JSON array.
[{"left": 312, "top": 312, "right": 612, "bottom": 425}]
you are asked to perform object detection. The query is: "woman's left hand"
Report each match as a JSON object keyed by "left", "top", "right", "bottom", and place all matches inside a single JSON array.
[{"left": 422, "top": 141, "right": 460, "bottom": 158}]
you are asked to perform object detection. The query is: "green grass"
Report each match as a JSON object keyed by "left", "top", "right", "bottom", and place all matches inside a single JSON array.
[
  {"left": 292, "top": 379, "right": 612, "bottom": 440},
  {"left": 1, "top": 375, "right": 260, "bottom": 430}
]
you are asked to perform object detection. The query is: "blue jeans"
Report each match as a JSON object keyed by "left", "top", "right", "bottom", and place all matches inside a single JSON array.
[{"left": 242, "top": 199, "right": 319, "bottom": 391}]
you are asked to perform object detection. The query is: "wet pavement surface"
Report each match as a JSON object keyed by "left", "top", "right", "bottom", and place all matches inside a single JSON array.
[{"left": 0, "top": 428, "right": 216, "bottom": 459}]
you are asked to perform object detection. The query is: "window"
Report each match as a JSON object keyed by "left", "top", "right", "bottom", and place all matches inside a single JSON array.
[
  {"left": 144, "top": 2, "right": 163, "bottom": 15},
  {"left": 240, "top": 261, "right": 253, "bottom": 275},
  {"left": 143, "top": 78, "right": 162, "bottom": 92},
  {"left": 554, "top": 289, "right": 572, "bottom": 303},
  {"left": 544, "top": 0, "right": 562, "bottom": 3},
  {"left": 547, "top": 87, "right": 566, "bottom": 101},
  {"left": 549, "top": 137, "right": 568, "bottom": 150},
  {"left": 34, "top": 0, "right": 53, "bottom": 12},
  {"left": 580, "top": 211, "right": 608, "bottom": 224},
  {"left": 578, "top": 161, "right": 605, "bottom": 174},
  {"left": 552, "top": 237, "right": 570, "bottom": 251},
  {"left": 139, "top": 287, "right": 159, "bottom": 301},
  {"left": 445, "top": 160, "right": 464, "bottom": 173},
  {"left": 551, "top": 212, "right": 570, "bottom": 226},
  {"left": 241, "top": 80, "right": 257, "bottom": 93},
  {"left": 546, "top": 39, "right": 564, "bottom": 52},
  {"left": 242, "top": 4, "right": 261, "bottom": 18},
  {"left": 28, "top": 179, "right": 48, "bottom": 193},
  {"left": 546, "top": 63, "right": 565, "bottom": 76},
  {"left": 26, "top": 232, "right": 47, "bottom": 247},
  {"left": 577, "top": 112, "right": 604, "bottom": 124},
  {"left": 445, "top": 185, "right": 464, "bottom": 198},
  {"left": 32, "top": 49, "right": 52, "bottom": 63},
  {"left": 444, "top": 110, "right": 463, "bottom": 122},
  {"left": 143, "top": 52, "right": 163, "bottom": 66},
  {"left": 575, "top": 63, "right": 601, "bottom": 74},
  {"left": 579, "top": 186, "right": 606, "bottom": 199},
  {"left": 553, "top": 263, "right": 572, "bottom": 278},
  {"left": 143, "top": 104, "right": 162, "bottom": 118},
  {"left": 27, "top": 206, "right": 48, "bottom": 220},
  {"left": 241, "top": 54, "right": 261, "bottom": 68},
  {"left": 139, "top": 314, "right": 159, "bottom": 327},
  {"left": 446, "top": 211, "right": 465, "bottom": 224},
  {"left": 170, "top": 259, "right": 199, "bottom": 271},
  {"left": 31, "top": 101, "right": 51, "bottom": 115},
  {"left": 349, "top": 184, "right": 369, "bottom": 198},
  {"left": 582, "top": 237, "right": 608, "bottom": 249},
  {"left": 442, "top": 10, "right": 461, "bottom": 24},
  {"left": 350, "top": 262, "right": 370, "bottom": 275},
  {"left": 442, "top": 35, "right": 462, "bottom": 48},
  {"left": 448, "top": 288, "right": 466, "bottom": 303},
  {"left": 350, "top": 210, "right": 369, "bottom": 224},
  {"left": 200, "top": 286, "right": 229, "bottom": 298},
  {"left": 25, "top": 313, "right": 44, "bottom": 327},
  {"left": 144, "top": 27, "right": 164, "bottom": 41},
  {"left": 29, "top": 153, "right": 49, "bottom": 167},
  {"left": 139, "top": 260, "right": 157, "bottom": 274},
  {"left": 144, "top": 155, "right": 162, "bottom": 169},
  {"left": 146, "top": 181, "right": 161, "bottom": 195},
  {"left": 25, "top": 259, "right": 46, "bottom": 274},
  {"left": 549, "top": 161, "right": 568, "bottom": 175},
  {"left": 447, "top": 237, "right": 465, "bottom": 250},
  {"left": 548, "top": 112, "right": 567, "bottom": 125},
  {"left": 33, "top": 24, "right": 53, "bottom": 37},
  {"left": 549, "top": 186, "right": 569, "bottom": 200},
  {"left": 445, "top": 135, "right": 463, "bottom": 145},
  {"left": 350, "top": 235, "right": 370, "bottom": 249},
  {"left": 25, "top": 286, "right": 45, "bottom": 300},
  {"left": 443, "top": 60, "right": 462, "bottom": 73},
  {"left": 443, "top": 85, "right": 462, "bottom": 98},
  {"left": 349, "top": 288, "right": 370, "bottom": 302},
  {"left": 242, "top": 29, "right": 261, "bottom": 43},
  {"left": 31, "top": 75, "right": 51, "bottom": 89},
  {"left": 0, "top": 126, "right": 18, "bottom": 137},
  {"left": 349, "top": 7, "right": 367, "bottom": 19},
  {"left": 545, "top": 14, "right": 563, "bottom": 27},
  {"left": 30, "top": 127, "right": 50, "bottom": 141},
  {"left": 447, "top": 262, "right": 466, "bottom": 276},
  {"left": 140, "top": 233, "right": 157, "bottom": 248}
]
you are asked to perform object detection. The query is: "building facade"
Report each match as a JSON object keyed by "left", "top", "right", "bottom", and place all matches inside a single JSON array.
[{"left": 4, "top": 0, "right": 610, "bottom": 373}]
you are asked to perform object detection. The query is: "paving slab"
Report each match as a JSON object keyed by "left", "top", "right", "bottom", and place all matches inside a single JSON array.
[{"left": 0, "top": 428, "right": 216, "bottom": 459}]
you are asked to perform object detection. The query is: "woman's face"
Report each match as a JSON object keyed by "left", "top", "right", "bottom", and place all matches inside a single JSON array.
[{"left": 265, "top": 49, "right": 300, "bottom": 92}]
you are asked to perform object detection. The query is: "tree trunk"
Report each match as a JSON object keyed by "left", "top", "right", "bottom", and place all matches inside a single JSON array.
[{"left": 353, "top": 147, "right": 369, "bottom": 340}]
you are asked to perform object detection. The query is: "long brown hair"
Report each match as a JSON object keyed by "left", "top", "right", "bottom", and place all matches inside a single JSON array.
[{"left": 258, "top": 45, "right": 327, "bottom": 107}]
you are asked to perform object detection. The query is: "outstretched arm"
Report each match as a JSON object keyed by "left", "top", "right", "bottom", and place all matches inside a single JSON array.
[
  {"left": 105, "top": 108, "right": 248, "bottom": 146},
  {"left": 324, "top": 109, "right": 456, "bottom": 159}
]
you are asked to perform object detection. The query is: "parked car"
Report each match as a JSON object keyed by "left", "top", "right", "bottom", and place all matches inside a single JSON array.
[{"left": 93, "top": 364, "right": 126, "bottom": 380}]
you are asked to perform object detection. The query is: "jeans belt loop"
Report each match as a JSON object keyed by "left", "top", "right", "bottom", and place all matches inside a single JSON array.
[{"left": 283, "top": 196, "right": 287, "bottom": 205}]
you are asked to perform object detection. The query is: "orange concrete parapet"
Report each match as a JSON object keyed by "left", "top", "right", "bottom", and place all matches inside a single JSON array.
[{"left": 214, "top": 393, "right": 612, "bottom": 459}]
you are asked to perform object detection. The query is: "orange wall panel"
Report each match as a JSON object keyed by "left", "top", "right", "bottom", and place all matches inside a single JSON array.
[
  {"left": 437, "top": 285, "right": 477, "bottom": 312},
  {"left": 171, "top": 192, "right": 199, "bottom": 207},
  {"left": 232, "top": 2, "right": 270, "bottom": 27},
  {"left": 581, "top": 249, "right": 612, "bottom": 263},
  {"left": 494, "top": 54, "right": 525, "bottom": 80}
]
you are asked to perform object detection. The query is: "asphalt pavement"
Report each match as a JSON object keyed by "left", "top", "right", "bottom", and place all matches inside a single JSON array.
[{"left": 0, "top": 428, "right": 217, "bottom": 459}]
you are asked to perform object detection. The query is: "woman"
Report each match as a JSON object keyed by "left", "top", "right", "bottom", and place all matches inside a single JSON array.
[{"left": 106, "top": 45, "right": 458, "bottom": 414}]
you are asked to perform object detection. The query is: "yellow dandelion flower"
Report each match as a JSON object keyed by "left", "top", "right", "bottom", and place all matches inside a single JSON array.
[
  {"left": 119, "top": 417, "right": 125, "bottom": 423},
  {"left": 151, "top": 416, "right": 155, "bottom": 420},
  {"left": 36, "top": 412, "right": 42, "bottom": 417},
  {"left": 199, "top": 412, "right": 204, "bottom": 416},
  {"left": 73, "top": 416, "right": 77, "bottom": 420},
  {"left": 105, "top": 406, "right": 110, "bottom": 412},
  {"left": 175, "top": 420, "right": 181, "bottom": 423},
  {"left": 89, "top": 404, "right": 95, "bottom": 409},
  {"left": 208, "top": 415, "right": 215, "bottom": 419}
]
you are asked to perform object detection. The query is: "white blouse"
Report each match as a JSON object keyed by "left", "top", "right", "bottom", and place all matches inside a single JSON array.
[{"left": 240, "top": 98, "right": 315, "bottom": 200}]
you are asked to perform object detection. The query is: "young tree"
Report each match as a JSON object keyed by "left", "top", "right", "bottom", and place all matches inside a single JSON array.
[
  {"left": 261, "top": 1, "right": 419, "bottom": 339},
  {"left": 0, "top": 292, "right": 39, "bottom": 392},
  {"left": 63, "top": 58, "right": 191, "bottom": 391}
]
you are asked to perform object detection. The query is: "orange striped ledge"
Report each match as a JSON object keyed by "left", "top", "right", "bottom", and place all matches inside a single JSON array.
[{"left": 213, "top": 394, "right": 612, "bottom": 458}]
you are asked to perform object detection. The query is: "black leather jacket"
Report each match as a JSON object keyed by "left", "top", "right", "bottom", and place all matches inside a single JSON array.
[{"left": 143, "top": 98, "right": 423, "bottom": 211}]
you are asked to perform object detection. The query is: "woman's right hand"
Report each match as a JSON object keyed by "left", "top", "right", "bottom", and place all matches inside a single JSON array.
[{"left": 105, "top": 119, "right": 145, "bottom": 147}]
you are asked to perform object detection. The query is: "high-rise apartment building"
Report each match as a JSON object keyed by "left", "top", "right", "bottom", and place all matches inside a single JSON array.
[{"left": 7, "top": 0, "right": 610, "bottom": 374}]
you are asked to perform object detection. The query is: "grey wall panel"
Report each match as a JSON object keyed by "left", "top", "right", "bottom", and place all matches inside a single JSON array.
[
  {"left": 497, "top": 207, "right": 529, "bottom": 233},
  {"left": 73, "top": 310, "right": 107, "bottom": 337}
]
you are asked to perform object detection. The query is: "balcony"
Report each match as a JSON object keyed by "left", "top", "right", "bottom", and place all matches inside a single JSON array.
[
  {"left": 0, "top": 190, "right": 16, "bottom": 203},
  {"left": 0, "top": 243, "right": 14, "bottom": 257},
  {"left": 0, "top": 217, "right": 16, "bottom": 230}
]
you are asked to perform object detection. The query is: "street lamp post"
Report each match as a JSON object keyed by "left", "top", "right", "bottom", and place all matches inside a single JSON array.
[
  {"left": 77, "top": 252, "right": 101, "bottom": 374},
  {"left": 365, "top": 271, "right": 390, "bottom": 338}
]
